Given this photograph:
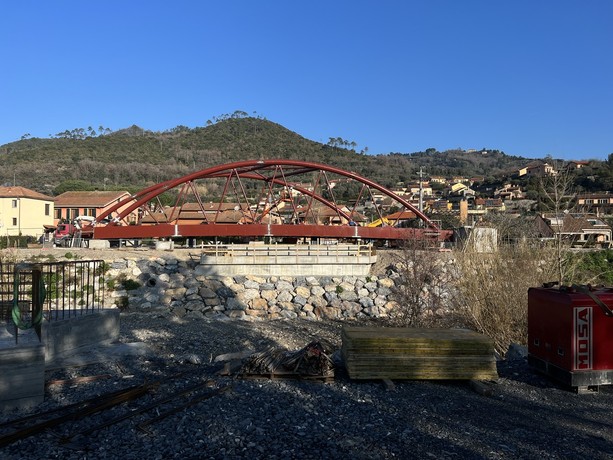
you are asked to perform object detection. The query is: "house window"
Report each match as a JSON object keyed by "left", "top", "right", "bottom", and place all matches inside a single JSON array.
[
  {"left": 12, "top": 218, "right": 17, "bottom": 226},
  {"left": 66, "top": 208, "right": 80, "bottom": 220},
  {"left": 12, "top": 199, "right": 17, "bottom": 208},
  {"left": 54, "top": 208, "right": 61, "bottom": 219},
  {"left": 45, "top": 203, "right": 51, "bottom": 216},
  {"left": 85, "top": 208, "right": 97, "bottom": 217}
]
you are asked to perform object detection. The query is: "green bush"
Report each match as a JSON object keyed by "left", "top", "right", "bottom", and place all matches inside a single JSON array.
[
  {"left": 0, "top": 236, "right": 29, "bottom": 249},
  {"left": 573, "top": 250, "right": 613, "bottom": 285},
  {"left": 95, "top": 262, "right": 111, "bottom": 275},
  {"left": 122, "top": 279, "right": 141, "bottom": 291},
  {"left": 115, "top": 296, "right": 130, "bottom": 311}
]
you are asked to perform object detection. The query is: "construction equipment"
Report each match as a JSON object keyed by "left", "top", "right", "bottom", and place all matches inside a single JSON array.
[
  {"left": 528, "top": 285, "right": 613, "bottom": 392},
  {"left": 367, "top": 217, "right": 392, "bottom": 228}
]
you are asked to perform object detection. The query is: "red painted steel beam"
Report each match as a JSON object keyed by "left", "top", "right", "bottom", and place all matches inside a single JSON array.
[{"left": 94, "top": 223, "right": 452, "bottom": 241}]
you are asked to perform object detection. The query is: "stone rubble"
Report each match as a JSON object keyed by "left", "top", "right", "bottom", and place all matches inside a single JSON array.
[
  {"left": 1, "top": 250, "right": 612, "bottom": 459},
  {"left": 0, "top": 313, "right": 611, "bottom": 460}
]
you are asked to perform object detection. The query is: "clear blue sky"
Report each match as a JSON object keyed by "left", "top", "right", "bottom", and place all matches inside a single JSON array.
[{"left": 1, "top": 1, "right": 611, "bottom": 160}]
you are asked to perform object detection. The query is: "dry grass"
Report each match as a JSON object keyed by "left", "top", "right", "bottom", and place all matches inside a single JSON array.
[
  {"left": 453, "top": 243, "right": 558, "bottom": 356},
  {"left": 388, "top": 238, "right": 564, "bottom": 357}
]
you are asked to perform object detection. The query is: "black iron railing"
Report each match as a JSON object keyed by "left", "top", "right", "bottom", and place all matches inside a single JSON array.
[{"left": 0, "top": 260, "right": 106, "bottom": 339}]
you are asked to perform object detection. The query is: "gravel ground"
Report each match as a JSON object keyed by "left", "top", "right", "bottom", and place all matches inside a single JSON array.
[{"left": 1, "top": 312, "right": 612, "bottom": 460}]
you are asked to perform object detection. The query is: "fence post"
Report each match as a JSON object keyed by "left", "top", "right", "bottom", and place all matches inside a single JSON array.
[{"left": 31, "top": 265, "right": 43, "bottom": 341}]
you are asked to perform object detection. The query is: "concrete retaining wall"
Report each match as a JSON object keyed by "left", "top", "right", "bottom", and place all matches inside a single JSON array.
[
  {"left": 198, "top": 244, "right": 376, "bottom": 276},
  {"left": 43, "top": 309, "right": 120, "bottom": 362},
  {"left": 196, "top": 260, "right": 374, "bottom": 276},
  {"left": 0, "top": 343, "right": 45, "bottom": 410}
]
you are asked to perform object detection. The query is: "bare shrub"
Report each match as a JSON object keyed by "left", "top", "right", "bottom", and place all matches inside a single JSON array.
[
  {"left": 453, "top": 241, "right": 557, "bottom": 356},
  {"left": 389, "top": 239, "right": 457, "bottom": 327}
]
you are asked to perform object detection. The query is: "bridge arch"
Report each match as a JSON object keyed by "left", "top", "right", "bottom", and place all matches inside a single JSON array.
[{"left": 93, "top": 159, "right": 447, "bottom": 241}]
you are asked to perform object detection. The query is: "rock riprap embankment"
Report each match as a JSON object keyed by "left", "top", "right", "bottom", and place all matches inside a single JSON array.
[{"left": 108, "top": 257, "right": 402, "bottom": 320}]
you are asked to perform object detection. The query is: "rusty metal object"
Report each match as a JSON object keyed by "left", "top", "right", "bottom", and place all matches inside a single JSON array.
[
  {"left": 60, "top": 378, "right": 217, "bottom": 443},
  {"left": 239, "top": 341, "right": 335, "bottom": 381},
  {"left": 137, "top": 385, "right": 232, "bottom": 434},
  {"left": 0, "top": 382, "right": 155, "bottom": 448},
  {"left": 46, "top": 374, "right": 113, "bottom": 387}
]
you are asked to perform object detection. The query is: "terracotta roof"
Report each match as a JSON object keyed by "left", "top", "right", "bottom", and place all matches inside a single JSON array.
[
  {"left": 178, "top": 211, "right": 206, "bottom": 220},
  {"left": 348, "top": 210, "right": 368, "bottom": 223},
  {"left": 0, "top": 186, "right": 54, "bottom": 201},
  {"left": 215, "top": 210, "right": 254, "bottom": 224},
  {"left": 181, "top": 202, "right": 249, "bottom": 212},
  {"left": 578, "top": 192, "right": 612, "bottom": 199},
  {"left": 385, "top": 210, "right": 417, "bottom": 220},
  {"left": 141, "top": 212, "right": 171, "bottom": 224},
  {"left": 54, "top": 191, "right": 130, "bottom": 207}
]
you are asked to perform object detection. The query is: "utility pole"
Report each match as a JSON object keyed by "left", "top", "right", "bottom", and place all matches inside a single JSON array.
[{"left": 418, "top": 167, "right": 424, "bottom": 214}]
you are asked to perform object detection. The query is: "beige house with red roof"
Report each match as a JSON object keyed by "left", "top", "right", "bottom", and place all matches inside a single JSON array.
[
  {"left": 0, "top": 186, "right": 55, "bottom": 238},
  {"left": 53, "top": 191, "right": 136, "bottom": 224}
]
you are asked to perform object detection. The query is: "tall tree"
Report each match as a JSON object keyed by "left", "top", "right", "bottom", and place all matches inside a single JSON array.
[{"left": 539, "top": 163, "right": 578, "bottom": 285}]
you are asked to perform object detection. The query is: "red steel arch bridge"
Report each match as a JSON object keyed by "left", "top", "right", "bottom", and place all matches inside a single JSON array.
[{"left": 92, "top": 159, "right": 452, "bottom": 243}]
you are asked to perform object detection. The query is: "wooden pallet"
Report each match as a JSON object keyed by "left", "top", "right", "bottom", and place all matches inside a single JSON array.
[{"left": 342, "top": 326, "right": 498, "bottom": 381}]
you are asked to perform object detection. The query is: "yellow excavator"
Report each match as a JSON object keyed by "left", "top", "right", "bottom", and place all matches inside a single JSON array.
[{"left": 367, "top": 216, "right": 392, "bottom": 228}]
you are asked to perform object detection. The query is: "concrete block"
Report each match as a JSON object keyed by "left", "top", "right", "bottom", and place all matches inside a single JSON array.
[
  {"left": 43, "top": 309, "right": 120, "bottom": 361},
  {"left": 88, "top": 239, "right": 111, "bottom": 249},
  {"left": 0, "top": 343, "right": 45, "bottom": 410},
  {"left": 155, "top": 241, "right": 175, "bottom": 250}
]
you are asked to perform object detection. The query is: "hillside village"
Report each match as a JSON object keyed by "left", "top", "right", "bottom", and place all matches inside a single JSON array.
[{"left": 1, "top": 156, "right": 611, "bottom": 249}]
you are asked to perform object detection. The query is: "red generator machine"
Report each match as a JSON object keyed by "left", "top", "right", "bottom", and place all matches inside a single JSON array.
[{"left": 528, "top": 285, "right": 613, "bottom": 392}]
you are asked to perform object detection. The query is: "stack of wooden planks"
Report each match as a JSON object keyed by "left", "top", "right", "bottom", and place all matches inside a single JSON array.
[{"left": 341, "top": 326, "right": 498, "bottom": 380}]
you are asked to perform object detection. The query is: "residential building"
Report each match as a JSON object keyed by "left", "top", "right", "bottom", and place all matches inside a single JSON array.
[
  {"left": 429, "top": 176, "right": 447, "bottom": 185},
  {"left": 494, "top": 184, "right": 525, "bottom": 201},
  {"left": 0, "top": 186, "right": 55, "bottom": 238},
  {"left": 384, "top": 210, "right": 417, "bottom": 227},
  {"left": 430, "top": 200, "right": 452, "bottom": 213},
  {"left": 566, "top": 160, "right": 589, "bottom": 170},
  {"left": 391, "top": 187, "right": 410, "bottom": 197},
  {"left": 474, "top": 198, "right": 506, "bottom": 213},
  {"left": 53, "top": 191, "right": 137, "bottom": 224},
  {"left": 518, "top": 162, "right": 556, "bottom": 178},
  {"left": 299, "top": 203, "right": 366, "bottom": 226},
  {"left": 535, "top": 213, "right": 612, "bottom": 248},
  {"left": 406, "top": 183, "right": 433, "bottom": 197},
  {"left": 449, "top": 183, "right": 476, "bottom": 198},
  {"left": 576, "top": 192, "right": 613, "bottom": 216}
]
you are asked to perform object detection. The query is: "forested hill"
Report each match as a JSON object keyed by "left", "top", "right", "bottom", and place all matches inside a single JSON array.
[{"left": 0, "top": 115, "right": 556, "bottom": 196}]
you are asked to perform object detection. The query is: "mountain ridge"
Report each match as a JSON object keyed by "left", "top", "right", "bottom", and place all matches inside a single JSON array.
[{"left": 0, "top": 116, "right": 593, "bottom": 196}]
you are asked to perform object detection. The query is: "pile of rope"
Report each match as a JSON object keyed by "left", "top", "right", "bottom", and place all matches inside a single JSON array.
[{"left": 239, "top": 341, "right": 334, "bottom": 378}]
